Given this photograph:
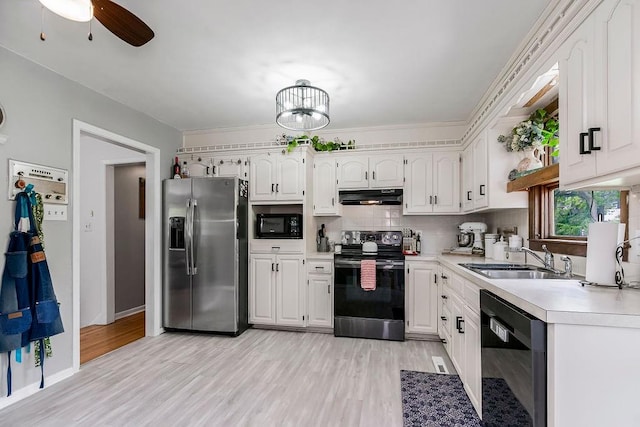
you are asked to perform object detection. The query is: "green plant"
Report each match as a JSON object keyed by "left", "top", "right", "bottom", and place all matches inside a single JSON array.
[
  {"left": 498, "top": 109, "right": 559, "bottom": 157},
  {"left": 285, "top": 135, "right": 355, "bottom": 152}
]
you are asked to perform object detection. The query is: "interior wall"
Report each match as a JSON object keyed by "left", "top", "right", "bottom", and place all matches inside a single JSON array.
[
  {"left": 79, "top": 138, "right": 145, "bottom": 327},
  {"left": 0, "top": 46, "right": 181, "bottom": 397},
  {"left": 114, "top": 164, "right": 146, "bottom": 314},
  {"left": 183, "top": 122, "right": 467, "bottom": 148}
]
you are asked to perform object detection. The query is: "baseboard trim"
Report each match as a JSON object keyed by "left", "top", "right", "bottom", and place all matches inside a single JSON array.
[
  {"left": 115, "top": 305, "right": 145, "bottom": 320},
  {"left": 0, "top": 367, "right": 75, "bottom": 410},
  {"left": 405, "top": 333, "right": 441, "bottom": 342}
]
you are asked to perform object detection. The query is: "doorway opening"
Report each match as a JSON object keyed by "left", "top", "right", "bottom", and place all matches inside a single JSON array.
[
  {"left": 80, "top": 162, "right": 147, "bottom": 363},
  {"left": 72, "top": 120, "right": 162, "bottom": 371}
]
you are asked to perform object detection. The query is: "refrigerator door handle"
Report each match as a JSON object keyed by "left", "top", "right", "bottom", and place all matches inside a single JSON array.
[
  {"left": 191, "top": 199, "right": 198, "bottom": 275},
  {"left": 185, "top": 198, "right": 192, "bottom": 276}
]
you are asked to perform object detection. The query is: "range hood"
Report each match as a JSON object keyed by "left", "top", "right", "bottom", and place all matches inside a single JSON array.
[{"left": 338, "top": 189, "right": 403, "bottom": 205}]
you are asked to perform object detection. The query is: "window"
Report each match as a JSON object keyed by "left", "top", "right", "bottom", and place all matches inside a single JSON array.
[{"left": 529, "top": 183, "right": 629, "bottom": 257}]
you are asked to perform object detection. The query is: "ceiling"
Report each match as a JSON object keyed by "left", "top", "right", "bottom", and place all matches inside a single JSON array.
[{"left": 0, "top": 0, "right": 551, "bottom": 132}]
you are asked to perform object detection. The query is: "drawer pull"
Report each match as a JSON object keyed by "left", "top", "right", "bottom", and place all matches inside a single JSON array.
[
  {"left": 440, "top": 316, "right": 447, "bottom": 321},
  {"left": 441, "top": 295, "right": 448, "bottom": 300},
  {"left": 315, "top": 266, "right": 324, "bottom": 270}
]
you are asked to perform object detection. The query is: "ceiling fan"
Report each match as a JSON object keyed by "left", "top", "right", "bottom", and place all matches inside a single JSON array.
[{"left": 39, "top": 0, "right": 154, "bottom": 47}]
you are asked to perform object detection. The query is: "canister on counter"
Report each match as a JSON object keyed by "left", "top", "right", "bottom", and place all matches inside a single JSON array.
[{"left": 484, "top": 233, "right": 500, "bottom": 259}]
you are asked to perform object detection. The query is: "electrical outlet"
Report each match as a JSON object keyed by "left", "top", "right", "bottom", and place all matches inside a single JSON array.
[{"left": 43, "top": 204, "right": 67, "bottom": 221}]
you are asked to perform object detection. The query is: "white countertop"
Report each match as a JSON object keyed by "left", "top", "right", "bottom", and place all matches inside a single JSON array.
[
  {"left": 306, "top": 252, "right": 335, "bottom": 260},
  {"left": 438, "top": 254, "right": 640, "bottom": 328}
]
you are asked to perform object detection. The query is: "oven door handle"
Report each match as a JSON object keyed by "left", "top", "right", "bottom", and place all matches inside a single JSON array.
[{"left": 334, "top": 260, "right": 405, "bottom": 268}]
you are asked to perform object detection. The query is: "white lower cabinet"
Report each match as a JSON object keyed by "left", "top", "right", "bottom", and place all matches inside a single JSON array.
[
  {"left": 249, "top": 253, "right": 305, "bottom": 327},
  {"left": 307, "top": 259, "right": 333, "bottom": 328},
  {"left": 406, "top": 261, "right": 438, "bottom": 334},
  {"left": 438, "top": 269, "right": 482, "bottom": 417},
  {"left": 249, "top": 254, "right": 277, "bottom": 324},
  {"left": 463, "top": 305, "right": 481, "bottom": 413}
]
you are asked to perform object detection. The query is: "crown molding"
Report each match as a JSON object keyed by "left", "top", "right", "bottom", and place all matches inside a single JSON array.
[{"left": 461, "top": 0, "right": 599, "bottom": 143}]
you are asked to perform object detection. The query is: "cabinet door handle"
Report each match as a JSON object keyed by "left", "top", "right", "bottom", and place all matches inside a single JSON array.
[
  {"left": 579, "top": 132, "right": 590, "bottom": 154},
  {"left": 271, "top": 183, "right": 275, "bottom": 192},
  {"left": 272, "top": 263, "right": 275, "bottom": 272},
  {"left": 276, "top": 263, "right": 279, "bottom": 272},
  {"left": 456, "top": 316, "right": 465, "bottom": 333},
  {"left": 588, "top": 127, "right": 601, "bottom": 151},
  {"left": 276, "top": 183, "right": 279, "bottom": 193},
  {"left": 327, "top": 284, "right": 330, "bottom": 294},
  {"left": 441, "top": 274, "right": 447, "bottom": 280},
  {"left": 372, "top": 171, "right": 376, "bottom": 180},
  {"left": 434, "top": 195, "right": 438, "bottom": 205},
  {"left": 213, "top": 165, "right": 216, "bottom": 175},
  {"left": 332, "top": 197, "right": 335, "bottom": 206},
  {"left": 429, "top": 195, "right": 433, "bottom": 205},
  {"left": 441, "top": 338, "right": 447, "bottom": 345},
  {"left": 440, "top": 316, "right": 447, "bottom": 321},
  {"left": 441, "top": 295, "right": 448, "bottom": 300},
  {"left": 467, "top": 191, "right": 472, "bottom": 201},
  {"left": 479, "top": 184, "right": 485, "bottom": 196},
  {"left": 365, "top": 171, "right": 368, "bottom": 180}
]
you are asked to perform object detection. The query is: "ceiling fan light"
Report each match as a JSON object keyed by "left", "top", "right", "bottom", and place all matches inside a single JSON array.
[
  {"left": 39, "top": 0, "right": 93, "bottom": 22},
  {"left": 276, "top": 79, "right": 330, "bottom": 131}
]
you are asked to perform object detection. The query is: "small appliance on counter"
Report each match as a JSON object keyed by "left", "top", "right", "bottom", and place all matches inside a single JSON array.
[
  {"left": 444, "top": 222, "right": 487, "bottom": 255},
  {"left": 256, "top": 213, "right": 302, "bottom": 239},
  {"left": 317, "top": 223, "right": 330, "bottom": 252}
]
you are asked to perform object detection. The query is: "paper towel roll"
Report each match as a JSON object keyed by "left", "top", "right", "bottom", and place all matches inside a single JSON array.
[{"left": 585, "top": 222, "right": 625, "bottom": 285}]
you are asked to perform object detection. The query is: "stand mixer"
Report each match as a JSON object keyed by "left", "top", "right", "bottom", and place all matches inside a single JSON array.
[{"left": 454, "top": 222, "right": 488, "bottom": 254}]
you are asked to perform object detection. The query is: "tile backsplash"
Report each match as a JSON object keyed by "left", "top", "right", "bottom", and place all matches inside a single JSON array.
[{"left": 313, "top": 192, "right": 640, "bottom": 281}]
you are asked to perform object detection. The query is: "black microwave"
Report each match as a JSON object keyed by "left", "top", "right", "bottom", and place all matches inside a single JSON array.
[{"left": 256, "top": 213, "right": 303, "bottom": 239}]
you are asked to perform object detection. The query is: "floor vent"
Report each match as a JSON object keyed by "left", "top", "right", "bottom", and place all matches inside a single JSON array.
[{"left": 432, "top": 356, "right": 449, "bottom": 374}]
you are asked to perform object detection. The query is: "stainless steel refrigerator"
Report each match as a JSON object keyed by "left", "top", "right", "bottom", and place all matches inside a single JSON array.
[{"left": 163, "top": 177, "right": 248, "bottom": 335}]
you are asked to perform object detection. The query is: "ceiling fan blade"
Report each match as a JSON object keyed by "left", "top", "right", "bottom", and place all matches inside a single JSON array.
[{"left": 91, "top": 0, "right": 154, "bottom": 47}]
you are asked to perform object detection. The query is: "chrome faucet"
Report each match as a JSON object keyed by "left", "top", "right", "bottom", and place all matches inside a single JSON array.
[
  {"left": 520, "top": 245, "right": 573, "bottom": 277},
  {"left": 520, "top": 245, "right": 555, "bottom": 270}
]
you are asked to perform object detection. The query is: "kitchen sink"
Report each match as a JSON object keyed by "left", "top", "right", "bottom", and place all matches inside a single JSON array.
[{"left": 459, "top": 263, "right": 570, "bottom": 280}]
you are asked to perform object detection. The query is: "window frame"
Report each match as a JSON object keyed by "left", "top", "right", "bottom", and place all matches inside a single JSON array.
[{"left": 528, "top": 184, "right": 629, "bottom": 259}]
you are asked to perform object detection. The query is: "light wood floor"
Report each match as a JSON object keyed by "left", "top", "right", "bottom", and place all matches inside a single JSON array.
[
  {"left": 80, "top": 311, "right": 145, "bottom": 364},
  {"left": 1, "top": 329, "right": 453, "bottom": 426}
]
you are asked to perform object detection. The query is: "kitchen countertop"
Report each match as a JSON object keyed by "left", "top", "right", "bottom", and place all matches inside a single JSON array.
[
  {"left": 306, "top": 252, "right": 335, "bottom": 260},
  {"left": 438, "top": 254, "right": 640, "bottom": 329}
]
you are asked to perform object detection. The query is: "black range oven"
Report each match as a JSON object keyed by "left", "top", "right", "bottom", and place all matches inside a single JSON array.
[{"left": 334, "top": 230, "right": 405, "bottom": 341}]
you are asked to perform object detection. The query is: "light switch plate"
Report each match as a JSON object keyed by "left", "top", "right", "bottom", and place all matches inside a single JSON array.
[{"left": 44, "top": 204, "right": 67, "bottom": 221}]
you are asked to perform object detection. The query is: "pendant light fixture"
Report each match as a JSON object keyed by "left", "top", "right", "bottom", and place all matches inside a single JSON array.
[
  {"left": 276, "top": 79, "right": 330, "bottom": 131},
  {"left": 39, "top": 0, "right": 93, "bottom": 22}
]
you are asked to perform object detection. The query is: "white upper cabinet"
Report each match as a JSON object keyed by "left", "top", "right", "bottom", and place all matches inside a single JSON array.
[
  {"left": 404, "top": 151, "right": 460, "bottom": 214},
  {"left": 461, "top": 146, "right": 474, "bottom": 212},
  {"left": 250, "top": 151, "right": 305, "bottom": 202},
  {"left": 277, "top": 154, "right": 305, "bottom": 200},
  {"left": 369, "top": 154, "right": 404, "bottom": 188},
  {"left": 472, "top": 135, "right": 488, "bottom": 209},
  {"left": 337, "top": 157, "right": 369, "bottom": 189},
  {"left": 337, "top": 154, "right": 403, "bottom": 189},
  {"left": 558, "top": 12, "right": 598, "bottom": 185},
  {"left": 313, "top": 157, "right": 339, "bottom": 216},
  {"left": 594, "top": 0, "right": 640, "bottom": 176},
  {"left": 560, "top": 0, "right": 640, "bottom": 188},
  {"left": 462, "top": 134, "right": 488, "bottom": 212}
]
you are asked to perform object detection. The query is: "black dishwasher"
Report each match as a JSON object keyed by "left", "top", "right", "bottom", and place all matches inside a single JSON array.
[{"left": 480, "top": 290, "right": 547, "bottom": 427}]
